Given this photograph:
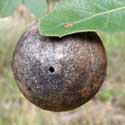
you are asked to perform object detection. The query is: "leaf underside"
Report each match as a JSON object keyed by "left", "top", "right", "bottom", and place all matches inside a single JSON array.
[{"left": 39, "top": 0, "right": 125, "bottom": 37}]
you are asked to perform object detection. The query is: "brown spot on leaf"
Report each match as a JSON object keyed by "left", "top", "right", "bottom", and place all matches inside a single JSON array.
[{"left": 64, "top": 23, "right": 73, "bottom": 28}]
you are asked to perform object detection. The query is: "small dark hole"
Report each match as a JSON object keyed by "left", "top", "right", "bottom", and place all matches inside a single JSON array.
[
  {"left": 27, "top": 87, "right": 31, "bottom": 91},
  {"left": 49, "top": 66, "right": 55, "bottom": 73},
  {"left": 90, "top": 84, "right": 94, "bottom": 89}
]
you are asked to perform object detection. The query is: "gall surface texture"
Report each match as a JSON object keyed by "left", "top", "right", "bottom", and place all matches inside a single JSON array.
[{"left": 12, "top": 24, "right": 107, "bottom": 111}]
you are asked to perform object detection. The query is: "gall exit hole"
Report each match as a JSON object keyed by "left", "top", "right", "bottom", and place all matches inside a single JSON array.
[{"left": 49, "top": 66, "right": 55, "bottom": 73}]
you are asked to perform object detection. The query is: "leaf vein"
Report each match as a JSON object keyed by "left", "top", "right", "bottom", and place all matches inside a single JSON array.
[{"left": 43, "top": 6, "right": 125, "bottom": 32}]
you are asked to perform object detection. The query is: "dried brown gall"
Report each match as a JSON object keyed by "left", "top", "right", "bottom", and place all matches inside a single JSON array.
[{"left": 12, "top": 24, "right": 107, "bottom": 112}]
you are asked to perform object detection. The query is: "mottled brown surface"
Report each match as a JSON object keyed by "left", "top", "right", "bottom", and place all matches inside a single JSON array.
[{"left": 12, "top": 24, "right": 107, "bottom": 112}]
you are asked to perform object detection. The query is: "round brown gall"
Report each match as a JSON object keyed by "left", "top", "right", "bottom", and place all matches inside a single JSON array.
[{"left": 12, "top": 24, "right": 107, "bottom": 112}]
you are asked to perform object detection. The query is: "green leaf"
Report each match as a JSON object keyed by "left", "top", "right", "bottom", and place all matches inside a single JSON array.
[
  {"left": 0, "top": 0, "right": 20, "bottom": 17},
  {"left": 23, "top": 0, "right": 47, "bottom": 17},
  {"left": 0, "top": 0, "right": 47, "bottom": 18},
  {"left": 39, "top": 0, "right": 125, "bottom": 37}
]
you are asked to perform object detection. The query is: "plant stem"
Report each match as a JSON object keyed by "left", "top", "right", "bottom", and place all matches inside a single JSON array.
[
  {"left": 47, "top": 0, "right": 56, "bottom": 14},
  {"left": 47, "top": 0, "right": 61, "bottom": 14}
]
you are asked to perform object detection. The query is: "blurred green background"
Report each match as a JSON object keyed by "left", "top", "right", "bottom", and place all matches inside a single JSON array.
[{"left": 0, "top": 5, "right": 125, "bottom": 125}]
